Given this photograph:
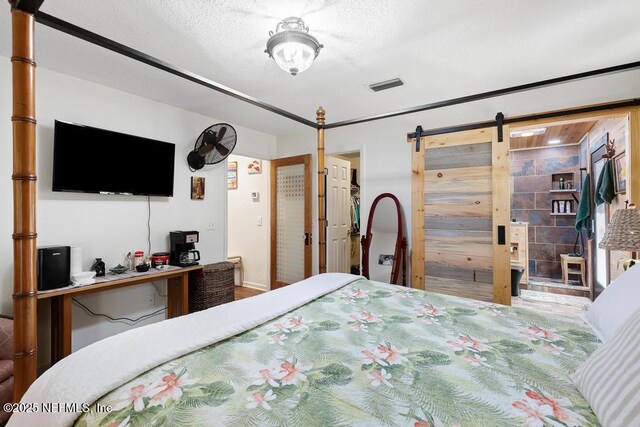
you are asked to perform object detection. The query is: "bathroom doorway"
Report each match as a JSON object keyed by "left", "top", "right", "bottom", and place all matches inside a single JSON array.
[{"left": 508, "top": 111, "right": 631, "bottom": 312}]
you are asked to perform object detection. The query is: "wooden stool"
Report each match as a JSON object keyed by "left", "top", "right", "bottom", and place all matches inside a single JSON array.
[
  {"left": 227, "top": 255, "right": 244, "bottom": 286},
  {"left": 560, "top": 254, "right": 586, "bottom": 286}
]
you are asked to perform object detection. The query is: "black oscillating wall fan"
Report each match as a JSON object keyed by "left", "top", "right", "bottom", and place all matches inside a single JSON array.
[{"left": 187, "top": 123, "right": 237, "bottom": 171}]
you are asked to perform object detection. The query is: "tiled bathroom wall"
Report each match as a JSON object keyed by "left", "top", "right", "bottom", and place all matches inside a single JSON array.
[{"left": 510, "top": 145, "right": 581, "bottom": 279}]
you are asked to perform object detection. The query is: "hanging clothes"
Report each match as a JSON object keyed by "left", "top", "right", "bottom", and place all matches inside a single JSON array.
[
  {"left": 350, "top": 190, "right": 360, "bottom": 234},
  {"left": 349, "top": 183, "right": 361, "bottom": 274},
  {"left": 594, "top": 159, "right": 615, "bottom": 205},
  {"left": 350, "top": 169, "right": 360, "bottom": 234},
  {"left": 575, "top": 173, "right": 592, "bottom": 239}
]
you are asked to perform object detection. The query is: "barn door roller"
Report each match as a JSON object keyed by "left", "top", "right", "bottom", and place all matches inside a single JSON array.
[{"left": 409, "top": 125, "right": 425, "bottom": 152}]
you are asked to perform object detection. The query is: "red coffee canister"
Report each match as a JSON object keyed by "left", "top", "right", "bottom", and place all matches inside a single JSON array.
[{"left": 151, "top": 252, "right": 170, "bottom": 267}]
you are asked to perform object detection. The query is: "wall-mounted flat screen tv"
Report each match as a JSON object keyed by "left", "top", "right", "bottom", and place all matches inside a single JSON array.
[{"left": 53, "top": 120, "right": 176, "bottom": 197}]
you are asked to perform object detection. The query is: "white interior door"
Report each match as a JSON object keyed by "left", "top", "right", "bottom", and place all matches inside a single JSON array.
[{"left": 327, "top": 156, "right": 351, "bottom": 273}]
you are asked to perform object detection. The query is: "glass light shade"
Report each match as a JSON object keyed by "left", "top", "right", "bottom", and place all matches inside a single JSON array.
[
  {"left": 271, "top": 41, "right": 316, "bottom": 75},
  {"left": 265, "top": 18, "right": 323, "bottom": 76}
]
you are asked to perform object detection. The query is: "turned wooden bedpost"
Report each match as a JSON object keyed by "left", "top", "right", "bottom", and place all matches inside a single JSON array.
[
  {"left": 10, "top": 1, "right": 40, "bottom": 401},
  {"left": 316, "top": 107, "right": 326, "bottom": 274}
]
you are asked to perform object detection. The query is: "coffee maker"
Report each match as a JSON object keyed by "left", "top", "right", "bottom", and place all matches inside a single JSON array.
[{"left": 169, "top": 231, "right": 201, "bottom": 267}]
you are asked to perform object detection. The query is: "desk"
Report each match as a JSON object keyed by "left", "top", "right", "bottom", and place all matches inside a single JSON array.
[{"left": 37, "top": 265, "right": 202, "bottom": 364}]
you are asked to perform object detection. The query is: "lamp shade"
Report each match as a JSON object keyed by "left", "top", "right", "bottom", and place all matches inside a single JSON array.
[
  {"left": 265, "top": 17, "right": 323, "bottom": 76},
  {"left": 599, "top": 208, "right": 640, "bottom": 251}
]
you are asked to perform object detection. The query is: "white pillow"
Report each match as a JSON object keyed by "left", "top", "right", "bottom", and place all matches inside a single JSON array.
[
  {"left": 573, "top": 308, "right": 640, "bottom": 426},
  {"left": 585, "top": 264, "right": 640, "bottom": 342}
]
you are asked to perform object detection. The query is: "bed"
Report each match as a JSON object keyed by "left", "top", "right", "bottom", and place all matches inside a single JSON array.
[{"left": 9, "top": 273, "right": 600, "bottom": 426}]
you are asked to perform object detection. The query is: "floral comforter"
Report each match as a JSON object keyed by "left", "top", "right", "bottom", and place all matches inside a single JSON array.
[{"left": 76, "top": 279, "right": 600, "bottom": 427}]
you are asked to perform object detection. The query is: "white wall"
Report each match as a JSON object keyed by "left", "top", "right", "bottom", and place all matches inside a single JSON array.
[
  {"left": 227, "top": 154, "right": 271, "bottom": 291},
  {"left": 0, "top": 57, "right": 276, "bottom": 366},
  {"left": 277, "top": 69, "right": 640, "bottom": 281}
]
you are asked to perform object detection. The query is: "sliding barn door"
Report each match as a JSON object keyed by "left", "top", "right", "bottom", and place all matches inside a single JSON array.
[{"left": 411, "top": 127, "right": 511, "bottom": 304}]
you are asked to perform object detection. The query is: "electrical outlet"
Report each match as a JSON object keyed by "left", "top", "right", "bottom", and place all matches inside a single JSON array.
[{"left": 207, "top": 222, "right": 215, "bottom": 231}]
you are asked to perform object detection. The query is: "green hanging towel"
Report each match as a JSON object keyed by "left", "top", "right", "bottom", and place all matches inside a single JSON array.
[
  {"left": 594, "top": 159, "right": 615, "bottom": 205},
  {"left": 575, "top": 173, "right": 592, "bottom": 239}
]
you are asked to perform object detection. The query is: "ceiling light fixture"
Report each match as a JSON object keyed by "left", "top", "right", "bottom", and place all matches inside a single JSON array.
[
  {"left": 265, "top": 17, "right": 323, "bottom": 76},
  {"left": 548, "top": 139, "right": 562, "bottom": 145},
  {"left": 510, "top": 127, "right": 547, "bottom": 138}
]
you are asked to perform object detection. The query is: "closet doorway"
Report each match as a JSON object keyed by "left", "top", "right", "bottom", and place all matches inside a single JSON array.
[{"left": 327, "top": 152, "right": 361, "bottom": 274}]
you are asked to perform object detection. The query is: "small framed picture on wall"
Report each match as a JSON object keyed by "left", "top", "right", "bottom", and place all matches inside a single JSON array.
[
  {"left": 247, "top": 159, "right": 262, "bottom": 174},
  {"left": 228, "top": 161, "right": 238, "bottom": 190},
  {"left": 191, "top": 176, "right": 205, "bottom": 200},
  {"left": 613, "top": 152, "right": 627, "bottom": 194}
]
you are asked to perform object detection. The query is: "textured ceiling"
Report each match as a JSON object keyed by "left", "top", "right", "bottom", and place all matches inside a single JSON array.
[{"left": 1, "top": 0, "right": 640, "bottom": 136}]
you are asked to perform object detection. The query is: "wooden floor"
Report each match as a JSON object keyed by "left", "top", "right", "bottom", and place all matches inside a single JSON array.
[{"left": 234, "top": 286, "right": 264, "bottom": 300}]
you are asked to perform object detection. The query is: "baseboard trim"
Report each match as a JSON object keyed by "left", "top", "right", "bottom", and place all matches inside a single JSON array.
[{"left": 237, "top": 281, "right": 267, "bottom": 292}]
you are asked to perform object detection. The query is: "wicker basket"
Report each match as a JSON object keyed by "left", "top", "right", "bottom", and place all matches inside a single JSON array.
[{"left": 189, "top": 262, "right": 235, "bottom": 312}]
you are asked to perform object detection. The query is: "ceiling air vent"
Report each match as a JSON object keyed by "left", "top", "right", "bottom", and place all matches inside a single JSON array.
[{"left": 368, "top": 78, "right": 404, "bottom": 93}]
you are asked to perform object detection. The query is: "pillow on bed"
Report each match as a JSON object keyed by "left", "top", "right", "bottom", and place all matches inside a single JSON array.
[
  {"left": 584, "top": 264, "right": 640, "bottom": 342},
  {"left": 573, "top": 308, "right": 640, "bottom": 427}
]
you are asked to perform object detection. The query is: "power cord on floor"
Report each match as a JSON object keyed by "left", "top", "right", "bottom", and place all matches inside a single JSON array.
[{"left": 72, "top": 298, "right": 166, "bottom": 325}]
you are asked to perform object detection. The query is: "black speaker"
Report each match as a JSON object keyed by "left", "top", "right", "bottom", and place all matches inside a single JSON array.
[{"left": 37, "top": 246, "right": 71, "bottom": 291}]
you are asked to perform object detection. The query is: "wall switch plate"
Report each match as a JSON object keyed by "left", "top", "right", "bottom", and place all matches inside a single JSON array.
[{"left": 257, "top": 216, "right": 262, "bottom": 226}]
